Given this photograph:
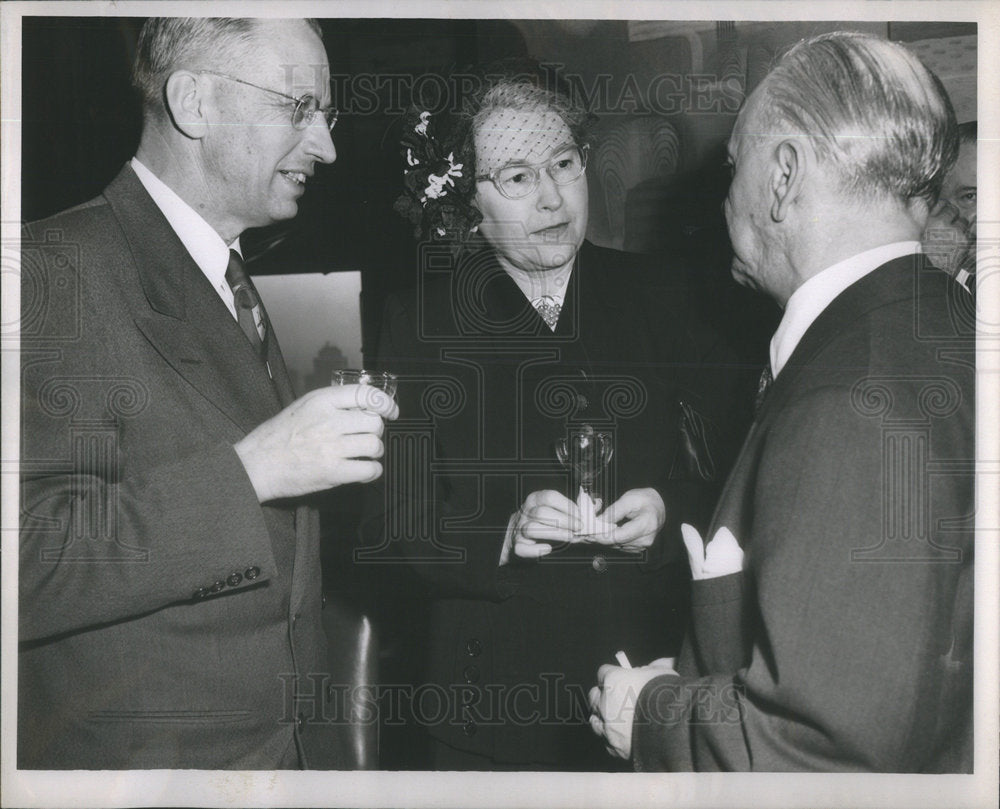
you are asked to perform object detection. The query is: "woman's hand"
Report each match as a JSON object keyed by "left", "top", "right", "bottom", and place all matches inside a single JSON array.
[
  {"left": 593, "top": 487, "right": 666, "bottom": 553},
  {"left": 500, "top": 489, "right": 583, "bottom": 565}
]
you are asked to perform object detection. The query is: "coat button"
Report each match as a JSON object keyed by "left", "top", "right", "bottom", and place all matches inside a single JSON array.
[
  {"left": 296, "top": 713, "right": 305, "bottom": 731},
  {"left": 462, "top": 720, "right": 477, "bottom": 736},
  {"left": 592, "top": 554, "right": 608, "bottom": 573},
  {"left": 227, "top": 572, "right": 243, "bottom": 587},
  {"left": 465, "top": 638, "right": 482, "bottom": 657},
  {"left": 193, "top": 587, "right": 209, "bottom": 600},
  {"left": 245, "top": 566, "right": 261, "bottom": 580},
  {"left": 463, "top": 665, "right": 480, "bottom": 684},
  {"left": 211, "top": 580, "right": 226, "bottom": 593},
  {"left": 321, "top": 593, "right": 328, "bottom": 608}
]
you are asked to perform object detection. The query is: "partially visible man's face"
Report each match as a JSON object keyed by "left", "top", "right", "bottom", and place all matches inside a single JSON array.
[
  {"left": 922, "top": 139, "right": 977, "bottom": 275},
  {"left": 201, "top": 20, "right": 336, "bottom": 240},
  {"left": 723, "top": 91, "right": 785, "bottom": 299}
]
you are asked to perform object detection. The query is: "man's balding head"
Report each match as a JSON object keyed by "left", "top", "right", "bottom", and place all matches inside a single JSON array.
[
  {"left": 724, "top": 31, "right": 959, "bottom": 304},
  {"left": 746, "top": 31, "right": 957, "bottom": 209},
  {"left": 132, "top": 18, "right": 323, "bottom": 118}
]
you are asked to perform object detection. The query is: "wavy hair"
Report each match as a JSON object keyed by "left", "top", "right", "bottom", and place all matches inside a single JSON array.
[{"left": 753, "top": 31, "right": 958, "bottom": 207}]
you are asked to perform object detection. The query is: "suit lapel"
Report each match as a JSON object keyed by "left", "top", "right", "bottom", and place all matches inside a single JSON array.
[
  {"left": 757, "top": 256, "right": 917, "bottom": 421},
  {"left": 104, "top": 165, "right": 283, "bottom": 432}
]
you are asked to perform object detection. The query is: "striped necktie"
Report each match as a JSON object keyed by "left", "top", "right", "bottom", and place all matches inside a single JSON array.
[{"left": 225, "top": 249, "right": 268, "bottom": 360}]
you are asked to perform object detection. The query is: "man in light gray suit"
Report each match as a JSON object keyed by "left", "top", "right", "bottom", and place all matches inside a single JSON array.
[
  {"left": 590, "top": 31, "right": 973, "bottom": 772},
  {"left": 19, "top": 17, "right": 396, "bottom": 769}
]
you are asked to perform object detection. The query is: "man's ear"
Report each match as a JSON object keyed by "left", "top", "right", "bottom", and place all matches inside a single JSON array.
[
  {"left": 770, "top": 139, "right": 806, "bottom": 222},
  {"left": 164, "top": 71, "right": 210, "bottom": 140}
]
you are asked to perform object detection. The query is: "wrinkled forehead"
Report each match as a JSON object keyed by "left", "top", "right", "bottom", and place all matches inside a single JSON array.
[{"left": 474, "top": 108, "right": 573, "bottom": 175}]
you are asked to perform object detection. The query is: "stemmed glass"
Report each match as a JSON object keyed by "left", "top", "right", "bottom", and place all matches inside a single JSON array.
[{"left": 555, "top": 424, "right": 614, "bottom": 535}]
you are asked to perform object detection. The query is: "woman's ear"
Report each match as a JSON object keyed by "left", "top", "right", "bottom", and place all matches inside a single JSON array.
[
  {"left": 163, "top": 71, "right": 211, "bottom": 140},
  {"left": 770, "top": 138, "right": 807, "bottom": 222}
]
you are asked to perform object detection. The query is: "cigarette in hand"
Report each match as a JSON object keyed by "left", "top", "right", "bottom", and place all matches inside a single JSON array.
[{"left": 615, "top": 650, "right": 632, "bottom": 669}]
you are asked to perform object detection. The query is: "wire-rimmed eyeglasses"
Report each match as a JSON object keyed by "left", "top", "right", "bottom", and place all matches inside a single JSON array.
[
  {"left": 476, "top": 144, "right": 589, "bottom": 200},
  {"left": 197, "top": 71, "right": 338, "bottom": 131}
]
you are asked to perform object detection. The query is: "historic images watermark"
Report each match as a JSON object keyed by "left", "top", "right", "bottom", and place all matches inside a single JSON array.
[
  {"left": 278, "top": 62, "right": 744, "bottom": 118},
  {"left": 279, "top": 673, "right": 744, "bottom": 729}
]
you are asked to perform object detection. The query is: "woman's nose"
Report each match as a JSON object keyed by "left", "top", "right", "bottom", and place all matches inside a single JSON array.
[{"left": 535, "top": 168, "right": 564, "bottom": 209}]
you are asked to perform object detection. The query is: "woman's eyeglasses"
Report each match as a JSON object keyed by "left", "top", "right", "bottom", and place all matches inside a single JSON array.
[{"left": 476, "top": 144, "right": 588, "bottom": 200}]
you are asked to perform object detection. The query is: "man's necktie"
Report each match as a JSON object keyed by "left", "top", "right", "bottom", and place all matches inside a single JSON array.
[
  {"left": 754, "top": 364, "right": 773, "bottom": 415},
  {"left": 225, "top": 249, "right": 268, "bottom": 360},
  {"left": 531, "top": 294, "right": 562, "bottom": 330}
]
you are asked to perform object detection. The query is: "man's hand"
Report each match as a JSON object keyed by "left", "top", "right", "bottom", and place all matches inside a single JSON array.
[
  {"left": 588, "top": 658, "right": 677, "bottom": 759},
  {"left": 592, "top": 488, "right": 666, "bottom": 553},
  {"left": 234, "top": 385, "right": 399, "bottom": 502}
]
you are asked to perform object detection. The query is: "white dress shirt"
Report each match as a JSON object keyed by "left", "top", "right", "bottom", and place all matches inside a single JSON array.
[
  {"left": 130, "top": 157, "right": 240, "bottom": 320},
  {"left": 769, "top": 241, "right": 920, "bottom": 378}
]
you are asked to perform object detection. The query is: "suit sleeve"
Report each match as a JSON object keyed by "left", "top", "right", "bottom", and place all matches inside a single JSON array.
[
  {"left": 632, "top": 384, "right": 972, "bottom": 771},
  {"left": 19, "top": 443, "right": 278, "bottom": 642}
]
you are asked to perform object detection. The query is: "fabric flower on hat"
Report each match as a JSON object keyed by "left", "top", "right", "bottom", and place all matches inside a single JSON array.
[{"left": 393, "top": 107, "right": 482, "bottom": 244}]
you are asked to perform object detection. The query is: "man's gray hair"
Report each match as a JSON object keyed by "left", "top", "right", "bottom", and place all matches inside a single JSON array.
[
  {"left": 755, "top": 31, "right": 958, "bottom": 206},
  {"left": 132, "top": 17, "right": 322, "bottom": 111}
]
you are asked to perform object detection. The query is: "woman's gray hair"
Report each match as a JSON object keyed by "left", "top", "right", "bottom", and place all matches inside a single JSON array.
[
  {"left": 468, "top": 75, "right": 592, "bottom": 168},
  {"left": 753, "top": 31, "right": 958, "bottom": 206},
  {"left": 132, "top": 17, "right": 322, "bottom": 112}
]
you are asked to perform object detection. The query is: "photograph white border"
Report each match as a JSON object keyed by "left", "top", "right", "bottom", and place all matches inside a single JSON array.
[{"left": 2, "top": 2, "right": 997, "bottom": 807}]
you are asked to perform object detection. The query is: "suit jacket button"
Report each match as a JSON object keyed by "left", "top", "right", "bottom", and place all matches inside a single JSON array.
[
  {"left": 245, "top": 566, "right": 261, "bottom": 580},
  {"left": 463, "top": 665, "right": 480, "bottom": 684},
  {"left": 211, "top": 580, "right": 226, "bottom": 593},
  {"left": 227, "top": 572, "right": 243, "bottom": 587},
  {"left": 193, "top": 587, "right": 209, "bottom": 600},
  {"left": 296, "top": 712, "right": 305, "bottom": 730},
  {"left": 462, "top": 720, "right": 477, "bottom": 736},
  {"left": 465, "top": 638, "right": 482, "bottom": 657},
  {"left": 592, "top": 554, "right": 608, "bottom": 573}
]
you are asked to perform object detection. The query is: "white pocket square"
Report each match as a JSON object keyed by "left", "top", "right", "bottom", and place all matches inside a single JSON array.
[{"left": 681, "top": 524, "right": 744, "bottom": 580}]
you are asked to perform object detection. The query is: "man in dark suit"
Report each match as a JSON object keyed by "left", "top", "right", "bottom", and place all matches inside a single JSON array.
[
  {"left": 19, "top": 18, "right": 396, "bottom": 769},
  {"left": 589, "top": 31, "right": 974, "bottom": 772}
]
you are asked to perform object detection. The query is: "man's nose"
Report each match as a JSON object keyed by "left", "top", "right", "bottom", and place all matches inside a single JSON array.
[{"left": 303, "top": 119, "right": 337, "bottom": 165}]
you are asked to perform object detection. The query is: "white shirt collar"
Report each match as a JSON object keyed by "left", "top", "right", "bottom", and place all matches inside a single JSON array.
[
  {"left": 130, "top": 157, "right": 240, "bottom": 316},
  {"left": 770, "top": 241, "right": 920, "bottom": 378}
]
